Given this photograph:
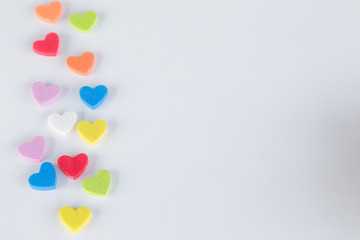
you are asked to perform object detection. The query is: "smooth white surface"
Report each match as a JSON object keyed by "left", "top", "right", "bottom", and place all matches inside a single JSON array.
[{"left": 1, "top": 0, "right": 360, "bottom": 239}]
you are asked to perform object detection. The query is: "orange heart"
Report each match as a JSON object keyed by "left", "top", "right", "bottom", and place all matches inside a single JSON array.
[
  {"left": 35, "top": 1, "right": 62, "bottom": 24},
  {"left": 66, "top": 52, "right": 95, "bottom": 76}
]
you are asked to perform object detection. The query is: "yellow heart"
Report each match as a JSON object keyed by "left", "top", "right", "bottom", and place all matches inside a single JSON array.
[
  {"left": 59, "top": 206, "right": 91, "bottom": 233},
  {"left": 77, "top": 120, "right": 106, "bottom": 145}
]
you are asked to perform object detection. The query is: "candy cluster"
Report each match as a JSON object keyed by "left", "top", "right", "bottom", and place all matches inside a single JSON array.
[{"left": 18, "top": 1, "right": 112, "bottom": 233}]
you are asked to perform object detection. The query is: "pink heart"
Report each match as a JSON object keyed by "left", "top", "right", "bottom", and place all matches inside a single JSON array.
[
  {"left": 32, "top": 81, "right": 60, "bottom": 107},
  {"left": 18, "top": 136, "right": 46, "bottom": 163}
]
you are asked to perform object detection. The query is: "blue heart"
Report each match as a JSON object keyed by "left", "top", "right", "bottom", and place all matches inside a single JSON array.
[
  {"left": 80, "top": 85, "right": 108, "bottom": 110},
  {"left": 28, "top": 162, "right": 57, "bottom": 191}
]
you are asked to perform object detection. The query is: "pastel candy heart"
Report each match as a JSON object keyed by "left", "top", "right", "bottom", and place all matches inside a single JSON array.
[
  {"left": 80, "top": 85, "right": 108, "bottom": 110},
  {"left": 33, "top": 32, "right": 59, "bottom": 56},
  {"left": 28, "top": 162, "right": 56, "bottom": 191},
  {"left": 59, "top": 206, "right": 91, "bottom": 233},
  {"left": 82, "top": 169, "right": 110, "bottom": 197},
  {"left": 58, "top": 153, "right": 88, "bottom": 180},
  {"left": 48, "top": 111, "right": 78, "bottom": 135},
  {"left": 32, "top": 81, "right": 61, "bottom": 107},
  {"left": 18, "top": 136, "right": 46, "bottom": 163},
  {"left": 66, "top": 52, "right": 94, "bottom": 76},
  {"left": 35, "top": 1, "right": 62, "bottom": 24},
  {"left": 77, "top": 120, "right": 106, "bottom": 145},
  {"left": 69, "top": 11, "right": 97, "bottom": 33}
]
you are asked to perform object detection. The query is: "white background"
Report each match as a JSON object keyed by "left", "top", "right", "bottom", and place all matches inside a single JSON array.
[{"left": 1, "top": 0, "right": 360, "bottom": 239}]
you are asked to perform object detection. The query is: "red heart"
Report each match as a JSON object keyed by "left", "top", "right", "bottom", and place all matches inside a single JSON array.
[
  {"left": 58, "top": 153, "right": 88, "bottom": 180},
  {"left": 33, "top": 32, "right": 59, "bottom": 56}
]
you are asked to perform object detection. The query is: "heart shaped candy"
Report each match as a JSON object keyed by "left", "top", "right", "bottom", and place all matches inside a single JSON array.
[
  {"left": 18, "top": 136, "right": 46, "bottom": 163},
  {"left": 32, "top": 81, "right": 61, "bottom": 107},
  {"left": 48, "top": 111, "right": 78, "bottom": 135},
  {"left": 35, "top": 1, "right": 62, "bottom": 24},
  {"left": 33, "top": 32, "right": 59, "bottom": 56},
  {"left": 82, "top": 169, "right": 110, "bottom": 197},
  {"left": 80, "top": 85, "right": 108, "bottom": 110},
  {"left": 66, "top": 52, "right": 94, "bottom": 76},
  {"left": 28, "top": 162, "right": 56, "bottom": 191},
  {"left": 58, "top": 153, "right": 88, "bottom": 180},
  {"left": 77, "top": 120, "right": 106, "bottom": 145},
  {"left": 59, "top": 206, "right": 91, "bottom": 233},
  {"left": 69, "top": 11, "right": 97, "bottom": 33}
]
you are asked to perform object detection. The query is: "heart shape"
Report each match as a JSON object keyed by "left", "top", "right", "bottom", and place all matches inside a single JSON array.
[
  {"left": 35, "top": 1, "right": 62, "bottom": 24},
  {"left": 32, "top": 81, "right": 61, "bottom": 107},
  {"left": 80, "top": 85, "right": 108, "bottom": 110},
  {"left": 69, "top": 11, "right": 97, "bottom": 33},
  {"left": 59, "top": 206, "right": 91, "bottom": 233},
  {"left": 18, "top": 136, "right": 46, "bottom": 163},
  {"left": 77, "top": 120, "right": 106, "bottom": 145},
  {"left": 48, "top": 111, "right": 78, "bottom": 135},
  {"left": 66, "top": 52, "right": 94, "bottom": 76},
  {"left": 58, "top": 153, "right": 88, "bottom": 180},
  {"left": 33, "top": 32, "right": 59, "bottom": 56},
  {"left": 28, "top": 162, "right": 56, "bottom": 191},
  {"left": 82, "top": 169, "right": 110, "bottom": 197}
]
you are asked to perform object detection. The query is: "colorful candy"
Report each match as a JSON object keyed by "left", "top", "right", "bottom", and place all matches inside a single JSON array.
[
  {"left": 35, "top": 1, "right": 62, "bottom": 24},
  {"left": 33, "top": 32, "right": 59, "bottom": 56},
  {"left": 32, "top": 81, "right": 61, "bottom": 107},
  {"left": 80, "top": 85, "right": 108, "bottom": 110},
  {"left": 59, "top": 206, "right": 91, "bottom": 233},
  {"left": 66, "top": 52, "right": 95, "bottom": 76},
  {"left": 77, "top": 120, "right": 107, "bottom": 145},
  {"left": 18, "top": 136, "right": 46, "bottom": 163},
  {"left": 27, "top": 2, "right": 112, "bottom": 233},
  {"left": 58, "top": 153, "right": 88, "bottom": 180},
  {"left": 82, "top": 169, "right": 110, "bottom": 197},
  {"left": 28, "top": 162, "right": 57, "bottom": 191},
  {"left": 48, "top": 111, "right": 78, "bottom": 135},
  {"left": 69, "top": 11, "right": 97, "bottom": 33}
]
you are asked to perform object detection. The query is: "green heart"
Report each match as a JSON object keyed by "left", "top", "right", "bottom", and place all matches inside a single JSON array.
[
  {"left": 69, "top": 11, "right": 97, "bottom": 33},
  {"left": 82, "top": 169, "right": 110, "bottom": 197}
]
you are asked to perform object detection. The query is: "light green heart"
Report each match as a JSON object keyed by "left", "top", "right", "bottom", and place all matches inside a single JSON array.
[
  {"left": 82, "top": 169, "right": 110, "bottom": 197},
  {"left": 69, "top": 11, "right": 97, "bottom": 33}
]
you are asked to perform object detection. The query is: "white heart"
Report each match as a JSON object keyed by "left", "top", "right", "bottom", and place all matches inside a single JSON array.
[{"left": 48, "top": 111, "right": 78, "bottom": 135}]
